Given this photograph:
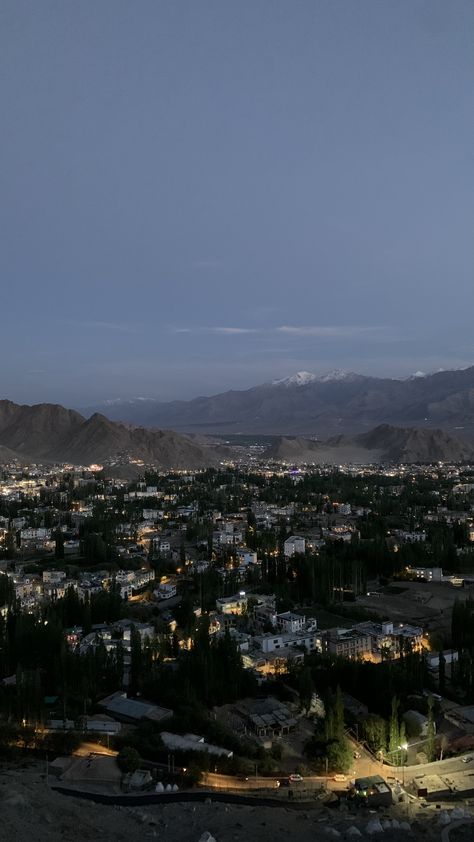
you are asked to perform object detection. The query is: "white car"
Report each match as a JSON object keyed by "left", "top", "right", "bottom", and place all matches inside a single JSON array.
[{"left": 461, "top": 756, "right": 472, "bottom": 763}]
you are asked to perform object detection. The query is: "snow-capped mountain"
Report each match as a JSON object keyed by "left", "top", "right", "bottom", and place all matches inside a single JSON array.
[
  {"left": 84, "top": 366, "right": 474, "bottom": 439},
  {"left": 317, "top": 369, "right": 358, "bottom": 383},
  {"left": 273, "top": 369, "right": 358, "bottom": 387},
  {"left": 272, "top": 371, "right": 319, "bottom": 387}
]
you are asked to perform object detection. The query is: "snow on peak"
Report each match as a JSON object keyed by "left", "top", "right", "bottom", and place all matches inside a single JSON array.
[
  {"left": 273, "top": 369, "right": 357, "bottom": 387},
  {"left": 317, "top": 369, "right": 353, "bottom": 382},
  {"left": 273, "top": 371, "right": 318, "bottom": 387},
  {"left": 410, "top": 370, "right": 427, "bottom": 379}
]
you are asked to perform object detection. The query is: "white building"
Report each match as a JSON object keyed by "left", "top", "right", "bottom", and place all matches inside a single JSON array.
[
  {"left": 283, "top": 535, "right": 306, "bottom": 558},
  {"left": 215, "top": 592, "right": 248, "bottom": 615},
  {"left": 43, "top": 570, "right": 66, "bottom": 584},
  {"left": 237, "top": 548, "right": 258, "bottom": 566},
  {"left": 408, "top": 566, "right": 443, "bottom": 582},
  {"left": 255, "top": 630, "right": 321, "bottom": 655},
  {"left": 425, "top": 649, "right": 459, "bottom": 670},
  {"left": 155, "top": 582, "right": 177, "bottom": 600},
  {"left": 276, "top": 611, "right": 306, "bottom": 634}
]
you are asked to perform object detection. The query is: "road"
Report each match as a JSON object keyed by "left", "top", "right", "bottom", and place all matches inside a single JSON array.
[
  {"left": 74, "top": 741, "right": 118, "bottom": 757},
  {"left": 202, "top": 771, "right": 353, "bottom": 793},
  {"left": 202, "top": 753, "right": 474, "bottom": 794},
  {"left": 74, "top": 738, "right": 473, "bottom": 796}
]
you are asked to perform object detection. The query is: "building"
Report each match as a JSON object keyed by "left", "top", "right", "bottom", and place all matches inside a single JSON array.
[
  {"left": 276, "top": 611, "right": 306, "bottom": 634},
  {"left": 353, "top": 776, "right": 393, "bottom": 807},
  {"left": 284, "top": 536, "right": 306, "bottom": 558},
  {"left": 425, "top": 649, "right": 459, "bottom": 671},
  {"left": 237, "top": 548, "right": 258, "bottom": 566},
  {"left": 407, "top": 566, "right": 443, "bottom": 582},
  {"left": 354, "top": 620, "right": 424, "bottom": 659},
  {"left": 98, "top": 691, "right": 173, "bottom": 724},
  {"left": 254, "top": 630, "right": 321, "bottom": 655},
  {"left": 160, "top": 732, "right": 233, "bottom": 758},
  {"left": 324, "top": 628, "right": 372, "bottom": 660},
  {"left": 394, "top": 530, "right": 427, "bottom": 543},
  {"left": 403, "top": 709, "right": 434, "bottom": 738},
  {"left": 155, "top": 581, "right": 177, "bottom": 600},
  {"left": 216, "top": 592, "right": 248, "bottom": 615}
]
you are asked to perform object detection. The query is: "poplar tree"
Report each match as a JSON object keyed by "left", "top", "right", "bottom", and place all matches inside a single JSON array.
[{"left": 426, "top": 695, "right": 436, "bottom": 762}]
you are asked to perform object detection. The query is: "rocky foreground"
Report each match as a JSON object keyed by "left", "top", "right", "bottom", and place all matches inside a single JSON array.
[{"left": 1, "top": 761, "right": 473, "bottom": 841}]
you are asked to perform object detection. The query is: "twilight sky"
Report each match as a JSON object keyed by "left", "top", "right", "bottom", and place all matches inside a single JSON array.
[{"left": 1, "top": 0, "right": 473, "bottom": 407}]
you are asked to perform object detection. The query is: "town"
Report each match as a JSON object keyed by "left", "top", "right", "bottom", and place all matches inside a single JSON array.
[{"left": 1, "top": 453, "right": 474, "bottom": 835}]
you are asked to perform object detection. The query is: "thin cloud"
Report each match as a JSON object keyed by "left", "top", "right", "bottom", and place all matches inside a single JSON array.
[
  {"left": 66, "top": 320, "right": 138, "bottom": 334},
  {"left": 277, "top": 325, "right": 387, "bottom": 337},
  {"left": 171, "top": 326, "right": 256, "bottom": 335},
  {"left": 211, "top": 326, "right": 256, "bottom": 334},
  {"left": 170, "top": 324, "right": 389, "bottom": 339}
]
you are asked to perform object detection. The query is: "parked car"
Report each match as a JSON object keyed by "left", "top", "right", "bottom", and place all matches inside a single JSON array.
[
  {"left": 461, "top": 756, "right": 472, "bottom": 763},
  {"left": 288, "top": 773, "right": 303, "bottom": 783},
  {"left": 333, "top": 774, "right": 346, "bottom": 782}
]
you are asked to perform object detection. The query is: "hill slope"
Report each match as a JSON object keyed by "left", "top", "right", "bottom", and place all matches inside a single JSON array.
[
  {"left": 0, "top": 400, "right": 229, "bottom": 468},
  {"left": 266, "top": 425, "right": 474, "bottom": 464}
]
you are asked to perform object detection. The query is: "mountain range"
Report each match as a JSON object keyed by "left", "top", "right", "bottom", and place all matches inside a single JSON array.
[
  {"left": 266, "top": 425, "right": 474, "bottom": 465},
  {"left": 0, "top": 400, "right": 229, "bottom": 471},
  {"left": 84, "top": 366, "right": 474, "bottom": 439},
  {"left": 0, "top": 399, "right": 473, "bottom": 469}
]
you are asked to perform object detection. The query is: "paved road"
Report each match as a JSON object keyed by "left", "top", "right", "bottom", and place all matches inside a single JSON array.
[{"left": 202, "top": 754, "right": 474, "bottom": 794}]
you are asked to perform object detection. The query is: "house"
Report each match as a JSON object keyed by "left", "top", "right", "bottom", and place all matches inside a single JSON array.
[
  {"left": 155, "top": 581, "right": 177, "bottom": 600},
  {"left": 254, "top": 630, "right": 321, "bottom": 655},
  {"left": 353, "top": 776, "right": 393, "bottom": 808},
  {"left": 82, "top": 717, "right": 122, "bottom": 735},
  {"left": 394, "top": 530, "right": 427, "bottom": 544},
  {"left": 276, "top": 611, "right": 306, "bottom": 634},
  {"left": 216, "top": 592, "right": 248, "bottom": 615},
  {"left": 237, "top": 548, "right": 258, "bottom": 566},
  {"left": 160, "top": 732, "right": 233, "bottom": 758},
  {"left": 43, "top": 570, "right": 66, "bottom": 584},
  {"left": 158, "top": 540, "right": 171, "bottom": 554},
  {"left": 284, "top": 536, "right": 306, "bottom": 557},
  {"left": 323, "top": 628, "right": 372, "bottom": 660},
  {"left": 403, "top": 709, "right": 434, "bottom": 738},
  {"left": 354, "top": 620, "right": 424, "bottom": 658},
  {"left": 98, "top": 691, "right": 173, "bottom": 724},
  {"left": 425, "top": 649, "right": 459, "bottom": 670},
  {"left": 407, "top": 565, "right": 443, "bottom": 582}
]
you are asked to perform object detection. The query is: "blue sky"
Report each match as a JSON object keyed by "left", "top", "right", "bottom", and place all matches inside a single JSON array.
[{"left": 1, "top": 0, "right": 473, "bottom": 405}]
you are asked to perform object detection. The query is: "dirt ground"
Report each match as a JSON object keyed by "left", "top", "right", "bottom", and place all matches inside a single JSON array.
[
  {"left": 1, "top": 759, "right": 473, "bottom": 842},
  {"left": 356, "top": 581, "right": 469, "bottom": 637}
]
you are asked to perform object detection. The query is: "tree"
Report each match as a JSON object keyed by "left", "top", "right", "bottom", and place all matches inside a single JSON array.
[
  {"left": 129, "top": 626, "right": 143, "bottom": 696},
  {"left": 54, "top": 530, "right": 64, "bottom": 560},
  {"left": 307, "top": 687, "right": 352, "bottom": 774},
  {"left": 388, "top": 696, "right": 400, "bottom": 757},
  {"left": 298, "top": 666, "right": 314, "bottom": 712},
  {"left": 360, "top": 714, "right": 386, "bottom": 754},
  {"left": 439, "top": 733, "right": 449, "bottom": 761},
  {"left": 438, "top": 649, "right": 446, "bottom": 693},
  {"left": 117, "top": 746, "right": 140, "bottom": 774},
  {"left": 426, "top": 695, "right": 436, "bottom": 762}
]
